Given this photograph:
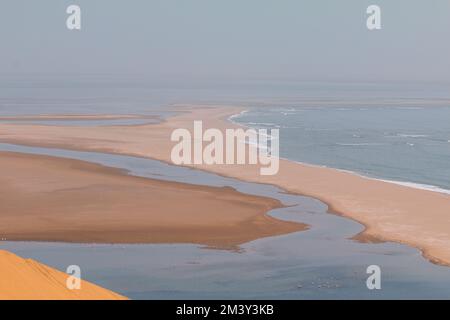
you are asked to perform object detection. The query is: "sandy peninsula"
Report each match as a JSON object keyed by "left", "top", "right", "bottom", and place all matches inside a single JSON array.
[
  {"left": 1, "top": 106, "right": 450, "bottom": 265},
  {"left": 0, "top": 114, "right": 153, "bottom": 121},
  {"left": 0, "top": 151, "right": 303, "bottom": 247},
  {"left": 0, "top": 250, "right": 126, "bottom": 300}
]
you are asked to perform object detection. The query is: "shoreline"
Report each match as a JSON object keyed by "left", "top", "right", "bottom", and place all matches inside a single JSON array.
[
  {"left": 228, "top": 110, "right": 450, "bottom": 196},
  {"left": 1, "top": 105, "right": 450, "bottom": 266}
]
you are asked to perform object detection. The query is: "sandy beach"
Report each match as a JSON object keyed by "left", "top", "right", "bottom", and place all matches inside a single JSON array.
[
  {"left": 0, "top": 151, "right": 303, "bottom": 247},
  {"left": 1, "top": 106, "right": 450, "bottom": 266},
  {"left": 0, "top": 250, "right": 126, "bottom": 300}
]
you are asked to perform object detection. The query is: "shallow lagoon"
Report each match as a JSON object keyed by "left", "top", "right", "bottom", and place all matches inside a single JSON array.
[{"left": 2, "top": 143, "right": 450, "bottom": 299}]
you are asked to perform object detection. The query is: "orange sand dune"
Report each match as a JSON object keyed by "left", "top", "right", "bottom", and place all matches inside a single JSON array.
[{"left": 0, "top": 250, "right": 126, "bottom": 300}]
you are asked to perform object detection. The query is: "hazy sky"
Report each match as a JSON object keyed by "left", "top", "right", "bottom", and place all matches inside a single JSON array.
[{"left": 1, "top": 0, "right": 449, "bottom": 84}]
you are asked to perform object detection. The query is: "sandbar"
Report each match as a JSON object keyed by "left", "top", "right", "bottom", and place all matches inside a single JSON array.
[
  {"left": 1, "top": 106, "right": 450, "bottom": 265},
  {"left": 0, "top": 151, "right": 304, "bottom": 247}
]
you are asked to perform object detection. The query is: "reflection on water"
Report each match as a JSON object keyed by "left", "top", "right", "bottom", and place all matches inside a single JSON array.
[{"left": 1, "top": 143, "right": 450, "bottom": 299}]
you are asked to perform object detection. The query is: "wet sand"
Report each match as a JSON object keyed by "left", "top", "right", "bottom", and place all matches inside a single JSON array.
[
  {"left": 0, "top": 151, "right": 303, "bottom": 247},
  {"left": 0, "top": 250, "right": 126, "bottom": 300},
  {"left": 1, "top": 106, "right": 450, "bottom": 265}
]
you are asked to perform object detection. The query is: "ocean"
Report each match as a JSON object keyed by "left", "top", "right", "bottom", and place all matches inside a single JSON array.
[{"left": 232, "top": 102, "right": 450, "bottom": 195}]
